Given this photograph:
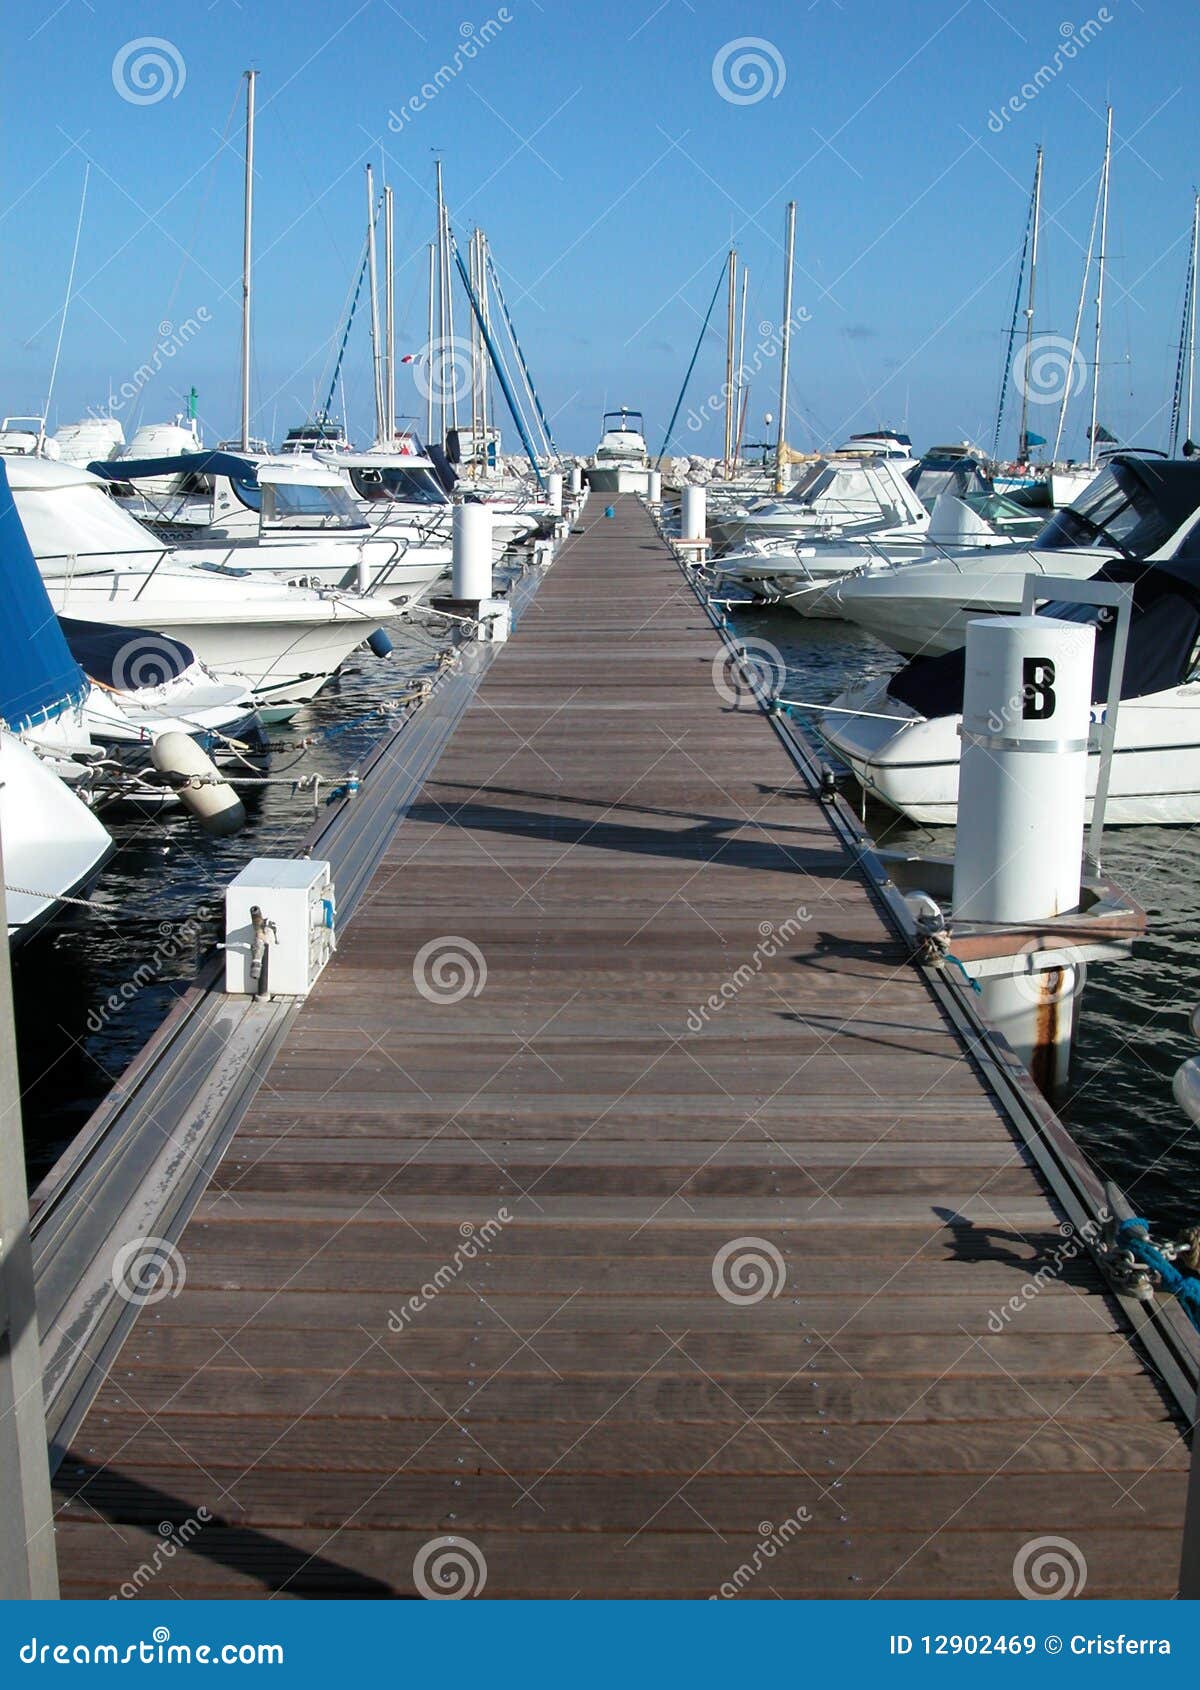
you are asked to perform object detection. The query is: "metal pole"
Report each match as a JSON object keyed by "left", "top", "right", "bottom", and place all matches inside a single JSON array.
[
  {"left": 1188, "top": 192, "right": 1199, "bottom": 445},
  {"left": 1089, "top": 106, "right": 1112, "bottom": 467},
  {"left": 384, "top": 186, "right": 395, "bottom": 445},
  {"left": 735, "top": 264, "right": 749, "bottom": 475},
  {"left": 775, "top": 200, "right": 796, "bottom": 494},
  {"left": 469, "top": 231, "right": 481, "bottom": 476},
  {"left": 425, "top": 242, "right": 435, "bottom": 446},
  {"left": 479, "top": 233, "right": 492, "bottom": 470},
  {"left": 0, "top": 847, "right": 59, "bottom": 1599},
  {"left": 240, "top": 70, "right": 256, "bottom": 451},
  {"left": 365, "top": 166, "right": 385, "bottom": 446},
  {"left": 1018, "top": 146, "right": 1042, "bottom": 463},
  {"left": 435, "top": 161, "right": 448, "bottom": 446},
  {"left": 723, "top": 247, "right": 736, "bottom": 478}
]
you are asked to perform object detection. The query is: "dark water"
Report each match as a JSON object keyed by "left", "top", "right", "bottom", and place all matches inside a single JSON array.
[
  {"left": 728, "top": 602, "right": 1200, "bottom": 1234},
  {"left": 16, "top": 576, "right": 1200, "bottom": 1234}
]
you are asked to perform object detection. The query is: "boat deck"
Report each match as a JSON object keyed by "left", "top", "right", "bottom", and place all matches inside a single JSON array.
[{"left": 51, "top": 496, "right": 1188, "bottom": 1599}]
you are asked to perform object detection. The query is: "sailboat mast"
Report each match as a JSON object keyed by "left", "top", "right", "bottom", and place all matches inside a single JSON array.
[
  {"left": 722, "top": 247, "right": 736, "bottom": 478},
  {"left": 240, "top": 69, "right": 257, "bottom": 451},
  {"left": 735, "top": 264, "right": 749, "bottom": 474},
  {"left": 426, "top": 242, "right": 436, "bottom": 445},
  {"left": 1089, "top": 106, "right": 1112, "bottom": 467},
  {"left": 384, "top": 185, "right": 395, "bottom": 445},
  {"left": 469, "top": 230, "right": 482, "bottom": 476},
  {"left": 775, "top": 200, "right": 796, "bottom": 494},
  {"left": 480, "top": 231, "right": 493, "bottom": 470},
  {"left": 435, "top": 160, "right": 449, "bottom": 446},
  {"left": 365, "top": 165, "right": 385, "bottom": 445},
  {"left": 1018, "top": 145, "right": 1042, "bottom": 462},
  {"left": 1189, "top": 192, "right": 1200, "bottom": 445}
]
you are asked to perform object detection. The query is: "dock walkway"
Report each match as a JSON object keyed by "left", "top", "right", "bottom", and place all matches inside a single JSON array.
[{"left": 52, "top": 496, "right": 1187, "bottom": 1598}]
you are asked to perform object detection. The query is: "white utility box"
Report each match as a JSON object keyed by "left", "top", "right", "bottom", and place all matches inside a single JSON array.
[
  {"left": 477, "top": 598, "right": 511, "bottom": 643},
  {"left": 225, "top": 858, "right": 335, "bottom": 997}
]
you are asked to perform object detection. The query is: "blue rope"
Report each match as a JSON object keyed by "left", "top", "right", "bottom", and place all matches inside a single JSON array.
[
  {"left": 485, "top": 249, "right": 558, "bottom": 458},
  {"left": 320, "top": 236, "right": 371, "bottom": 427},
  {"left": 1118, "top": 1219, "right": 1200, "bottom": 1333},
  {"left": 656, "top": 264, "right": 727, "bottom": 468}
]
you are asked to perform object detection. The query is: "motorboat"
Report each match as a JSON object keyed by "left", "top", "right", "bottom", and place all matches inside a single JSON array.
[
  {"left": 0, "top": 461, "right": 113, "bottom": 938},
  {"left": 831, "top": 456, "right": 1200, "bottom": 657},
  {"left": 10, "top": 457, "right": 394, "bottom": 722},
  {"left": 586, "top": 408, "right": 652, "bottom": 494},
  {"left": 88, "top": 450, "right": 436, "bottom": 605},
  {"left": 709, "top": 454, "right": 930, "bottom": 554},
  {"left": 819, "top": 543, "right": 1200, "bottom": 826}
]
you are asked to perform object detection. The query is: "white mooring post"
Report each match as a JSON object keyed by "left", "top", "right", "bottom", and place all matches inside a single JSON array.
[
  {"left": 681, "top": 484, "right": 706, "bottom": 541},
  {"left": 546, "top": 472, "right": 563, "bottom": 517},
  {"left": 0, "top": 855, "right": 58, "bottom": 1598},
  {"left": 568, "top": 465, "right": 582, "bottom": 497},
  {"left": 452, "top": 501, "right": 493, "bottom": 601},
  {"left": 952, "top": 615, "right": 1095, "bottom": 1087},
  {"left": 647, "top": 470, "right": 662, "bottom": 504}
]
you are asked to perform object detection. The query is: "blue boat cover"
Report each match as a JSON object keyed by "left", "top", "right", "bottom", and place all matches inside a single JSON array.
[
  {"left": 87, "top": 451, "right": 257, "bottom": 484},
  {"left": 0, "top": 460, "right": 90, "bottom": 730}
]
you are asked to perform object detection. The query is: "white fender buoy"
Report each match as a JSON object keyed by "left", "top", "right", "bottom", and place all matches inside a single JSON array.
[{"left": 152, "top": 732, "right": 246, "bottom": 837}]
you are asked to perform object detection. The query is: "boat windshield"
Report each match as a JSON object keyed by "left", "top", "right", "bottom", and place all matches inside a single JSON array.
[
  {"left": 349, "top": 466, "right": 447, "bottom": 506},
  {"left": 959, "top": 492, "right": 1044, "bottom": 536},
  {"left": 261, "top": 481, "right": 363, "bottom": 530},
  {"left": 1035, "top": 464, "right": 1181, "bottom": 557}
]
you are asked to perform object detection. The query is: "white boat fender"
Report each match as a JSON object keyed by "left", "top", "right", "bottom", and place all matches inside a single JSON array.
[{"left": 151, "top": 731, "right": 247, "bottom": 837}]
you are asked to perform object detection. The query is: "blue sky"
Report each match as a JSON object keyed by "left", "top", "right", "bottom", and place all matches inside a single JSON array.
[{"left": 2, "top": 0, "right": 1196, "bottom": 458}]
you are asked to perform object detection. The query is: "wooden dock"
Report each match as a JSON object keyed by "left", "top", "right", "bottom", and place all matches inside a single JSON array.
[{"left": 51, "top": 496, "right": 1189, "bottom": 1598}]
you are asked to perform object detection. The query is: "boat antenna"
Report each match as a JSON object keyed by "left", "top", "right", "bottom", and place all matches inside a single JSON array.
[
  {"left": 1170, "top": 192, "right": 1199, "bottom": 456},
  {"left": 43, "top": 162, "right": 90, "bottom": 442},
  {"left": 992, "top": 152, "right": 1035, "bottom": 461}
]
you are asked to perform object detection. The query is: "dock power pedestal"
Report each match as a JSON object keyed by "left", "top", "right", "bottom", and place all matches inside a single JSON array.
[{"left": 225, "top": 858, "right": 336, "bottom": 998}]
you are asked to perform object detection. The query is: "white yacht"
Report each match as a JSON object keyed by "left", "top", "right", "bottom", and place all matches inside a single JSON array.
[
  {"left": 820, "top": 546, "right": 1200, "bottom": 827},
  {"left": 709, "top": 455, "right": 929, "bottom": 554},
  {"left": 586, "top": 408, "right": 651, "bottom": 494},
  {"left": 832, "top": 456, "right": 1200, "bottom": 657},
  {"left": 11, "top": 457, "right": 395, "bottom": 722},
  {"left": 90, "top": 449, "right": 436, "bottom": 605}
]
